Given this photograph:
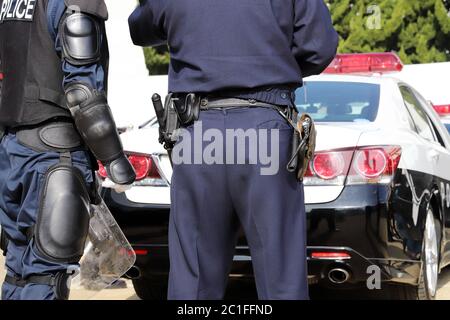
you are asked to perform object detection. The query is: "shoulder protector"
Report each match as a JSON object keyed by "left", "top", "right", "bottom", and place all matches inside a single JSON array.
[
  {"left": 64, "top": 0, "right": 108, "bottom": 20},
  {"left": 60, "top": 12, "right": 102, "bottom": 66}
]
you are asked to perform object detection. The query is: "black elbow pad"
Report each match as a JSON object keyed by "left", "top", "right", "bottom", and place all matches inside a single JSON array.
[
  {"left": 66, "top": 83, "right": 136, "bottom": 185},
  {"left": 60, "top": 12, "right": 102, "bottom": 66}
]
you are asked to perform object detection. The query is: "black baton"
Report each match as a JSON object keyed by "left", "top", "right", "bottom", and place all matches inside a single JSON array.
[{"left": 152, "top": 93, "right": 166, "bottom": 130}]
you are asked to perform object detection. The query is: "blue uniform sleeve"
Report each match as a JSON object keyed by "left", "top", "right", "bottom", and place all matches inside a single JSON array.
[
  {"left": 47, "top": 0, "right": 106, "bottom": 91},
  {"left": 293, "top": 0, "right": 339, "bottom": 77},
  {"left": 128, "top": 0, "right": 167, "bottom": 47}
]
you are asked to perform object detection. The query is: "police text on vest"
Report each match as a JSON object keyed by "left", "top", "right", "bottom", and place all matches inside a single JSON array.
[{"left": 0, "top": 0, "right": 37, "bottom": 22}]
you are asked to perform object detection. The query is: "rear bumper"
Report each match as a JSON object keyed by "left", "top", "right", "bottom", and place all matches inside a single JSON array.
[{"left": 103, "top": 184, "right": 421, "bottom": 286}]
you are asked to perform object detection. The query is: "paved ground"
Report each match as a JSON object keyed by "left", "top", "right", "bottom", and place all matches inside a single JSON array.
[
  {"left": 2, "top": 254, "right": 450, "bottom": 300},
  {"left": 0, "top": 254, "right": 139, "bottom": 300},
  {"left": 69, "top": 281, "right": 139, "bottom": 300},
  {"left": 437, "top": 267, "right": 450, "bottom": 299}
]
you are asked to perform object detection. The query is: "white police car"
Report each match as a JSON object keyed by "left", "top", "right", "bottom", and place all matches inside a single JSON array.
[
  {"left": 101, "top": 53, "right": 450, "bottom": 300},
  {"left": 433, "top": 105, "right": 450, "bottom": 136}
]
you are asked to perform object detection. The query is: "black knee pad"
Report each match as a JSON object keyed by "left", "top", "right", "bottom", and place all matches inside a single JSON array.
[{"left": 34, "top": 164, "right": 91, "bottom": 264}]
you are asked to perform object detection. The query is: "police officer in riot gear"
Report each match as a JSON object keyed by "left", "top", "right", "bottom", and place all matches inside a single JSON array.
[
  {"left": 0, "top": 59, "right": 3, "bottom": 108},
  {"left": 0, "top": 0, "right": 135, "bottom": 300},
  {"left": 129, "top": 0, "right": 338, "bottom": 300}
]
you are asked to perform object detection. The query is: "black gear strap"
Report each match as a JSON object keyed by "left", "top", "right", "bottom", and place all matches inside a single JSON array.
[
  {"left": 4, "top": 275, "right": 27, "bottom": 288},
  {"left": 0, "top": 229, "right": 9, "bottom": 256},
  {"left": 64, "top": 0, "right": 108, "bottom": 20},
  {"left": 4, "top": 274, "right": 55, "bottom": 288},
  {"left": 5, "top": 273, "right": 72, "bottom": 300},
  {"left": 14, "top": 121, "right": 83, "bottom": 153}
]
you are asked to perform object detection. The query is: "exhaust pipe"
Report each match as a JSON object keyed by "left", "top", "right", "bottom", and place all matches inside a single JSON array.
[
  {"left": 328, "top": 268, "right": 350, "bottom": 284},
  {"left": 125, "top": 266, "right": 142, "bottom": 280}
]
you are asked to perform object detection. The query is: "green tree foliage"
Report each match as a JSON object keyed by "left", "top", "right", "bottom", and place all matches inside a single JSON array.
[
  {"left": 143, "top": 45, "right": 170, "bottom": 75},
  {"left": 144, "top": 0, "right": 450, "bottom": 74},
  {"left": 326, "top": 0, "right": 450, "bottom": 63}
]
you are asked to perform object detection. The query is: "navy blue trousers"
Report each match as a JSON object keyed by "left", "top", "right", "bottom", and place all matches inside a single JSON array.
[
  {"left": 168, "top": 107, "right": 308, "bottom": 300},
  {"left": 0, "top": 133, "right": 93, "bottom": 300}
]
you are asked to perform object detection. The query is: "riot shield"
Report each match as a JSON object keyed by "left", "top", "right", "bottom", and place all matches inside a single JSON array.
[{"left": 69, "top": 198, "right": 136, "bottom": 300}]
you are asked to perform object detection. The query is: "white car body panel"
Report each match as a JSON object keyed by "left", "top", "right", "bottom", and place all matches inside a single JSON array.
[{"left": 125, "top": 186, "right": 171, "bottom": 206}]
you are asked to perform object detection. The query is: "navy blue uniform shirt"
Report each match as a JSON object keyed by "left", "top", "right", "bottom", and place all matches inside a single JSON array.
[
  {"left": 47, "top": 0, "right": 105, "bottom": 91},
  {"left": 129, "top": 0, "right": 338, "bottom": 103}
]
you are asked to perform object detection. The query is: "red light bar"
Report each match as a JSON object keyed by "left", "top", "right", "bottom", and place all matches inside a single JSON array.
[
  {"left": 324, "top": 53, "right": 403, "bottom": 74},
  {"left": 0, "top": 73, "right": 3, "bottom": 80},
  {"left": 434, "top": 104, "right": 450, "bottom": 116},
  {"left": 311, "top": 252, "right": 351, "bottom": 260}
]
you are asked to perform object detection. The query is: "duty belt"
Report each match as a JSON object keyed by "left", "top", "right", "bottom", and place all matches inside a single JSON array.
[
  {"left": 152, "top": 93, "right": 294, "bottom": 154},
  {"left": 199, "top": 97, "right": 295, "bottom": 130},
  {"left": 199, "top": 97, "right": 286, "bottom": 111}
]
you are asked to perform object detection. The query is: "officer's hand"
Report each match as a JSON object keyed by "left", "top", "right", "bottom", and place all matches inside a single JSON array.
[
  {"left": 102, "top": 178, "right": 133, "bottom": 194},
  {"left": 104, "top": 154, "right": 136, "bottom": 185}
]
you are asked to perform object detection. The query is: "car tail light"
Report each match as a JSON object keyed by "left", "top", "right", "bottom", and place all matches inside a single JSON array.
[
  {"left": 312, "top": 152, "right": 346, "bottom": 180},
  {"left": 354, "top": 149, "right": 387, "bottom": 178},
  {"left": 128, "top": 155, "right": 152, "bottom": 180},
  {"left": 304, "top": 146, "right": 401, "bottom": 186},
  {"left": 433, "top": 104, "right": 450, "bottom": 117},
  {"left": 97, "top": 153, "right": 167, "bottom": 186},
  {"left": 97, "top": 161, "right": 108, "bottom": 179},
  {"left": 311, "top": 252, "right": 351, "bottom": 260},
  {"left": 324, "top": 53, "right": 403, "bottom": 74},
  {"left": 119, "top": 249, "right": 138, "bottom": 257},
  {"left": 133, "top": 249, "right": 149, "bottom": 256},
  {"left": 347, "top": 146, "right": 401, "bottom": 185},
  {"left": 304, "top": 148, "right": 354, "bottom": 186}
]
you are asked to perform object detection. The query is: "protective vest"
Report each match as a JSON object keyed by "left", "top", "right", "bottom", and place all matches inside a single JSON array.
[{"left": 0, "top": 0, "right": 108, "bottom": 128}]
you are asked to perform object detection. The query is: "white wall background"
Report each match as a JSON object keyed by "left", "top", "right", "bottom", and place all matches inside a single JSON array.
[
  {"left": 104, "top": 0, "right": 168, "bottom": 128},
  {"left": 396, "top": 62, "right": 450, "bottom": 106}
]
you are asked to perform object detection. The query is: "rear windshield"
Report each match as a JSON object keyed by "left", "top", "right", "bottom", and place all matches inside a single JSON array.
[{"left": 295, "top": 81, "right": 381, "bottom": 122}]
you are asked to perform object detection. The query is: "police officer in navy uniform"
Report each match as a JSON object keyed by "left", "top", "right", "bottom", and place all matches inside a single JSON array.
[
  {"left": 0, "top": 0, "right": 136, "bottom": 300},
  {"left": 129, "top": 0, "right": 338, "bottom": 300}
]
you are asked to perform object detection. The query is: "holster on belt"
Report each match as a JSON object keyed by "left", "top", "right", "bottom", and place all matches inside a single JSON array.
[
  {"left": 287, "top": 112, "right": 317, "bottom": 181},
  {"left": 172, "top": 93, "right": 201, "bottom": 126},
  {"left": 151, "top": 92, "right": 201, "bottom": 153}
]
